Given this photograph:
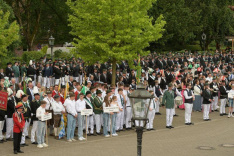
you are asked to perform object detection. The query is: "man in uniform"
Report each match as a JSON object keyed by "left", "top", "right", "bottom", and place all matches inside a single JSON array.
[
  {"left": 93, "top": 90, "right": 103, "bottom": 135},
  {"left": 30, "top": 93, "right": 41, "bottom": 144}
]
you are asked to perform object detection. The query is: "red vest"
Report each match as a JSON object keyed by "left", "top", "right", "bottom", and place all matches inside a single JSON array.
[{"left": 13, "top": 112, "right": 25, "bottom": 133}]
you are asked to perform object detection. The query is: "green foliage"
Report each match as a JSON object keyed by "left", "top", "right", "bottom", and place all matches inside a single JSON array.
[
  {"left": 54, "top": 50, "right": 73, "bottom": 59},
  {"left": 54, "top": 49, "right": 63, "bottom": 58},
  {"left": 41, "top": 45, "right": 48, "bottom": 55},
  {"left": 67, "top": 0, "right": 165, "bottom": 85},
  {"left": 22, "top": 51, "right": 44, "bottom": 64},
  {"left": 0, "top": 10, "right": 20, "bottom": 57},
  {"left": 67, "top": 0, "right": 165, "bottom": 63}
]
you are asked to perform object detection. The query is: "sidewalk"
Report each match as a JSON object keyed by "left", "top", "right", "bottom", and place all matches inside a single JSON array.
[{"left": 1, "top": 108, "right": 234, "bottom": 156}]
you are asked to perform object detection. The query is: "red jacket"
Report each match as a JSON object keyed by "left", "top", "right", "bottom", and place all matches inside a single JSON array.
[
  {"left": 52, "top": 90, "right": 60, "bottom": 97},
  {"left": 13, "top": 112, "right": 25, "bottom": 133}
]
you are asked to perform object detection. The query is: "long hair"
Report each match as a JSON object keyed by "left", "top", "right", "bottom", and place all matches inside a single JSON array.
[{"left": 104, "top": 95, "right": 111, "bottom": 107}]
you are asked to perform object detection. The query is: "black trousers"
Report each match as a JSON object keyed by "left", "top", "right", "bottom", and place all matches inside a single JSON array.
[{"left": 13, "top": 132, "right": 22, "bottom": 152}]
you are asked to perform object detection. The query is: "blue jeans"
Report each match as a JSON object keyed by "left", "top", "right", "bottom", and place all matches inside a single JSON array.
[
  {"left": 111, "top": 113, "right": 117, "bottom": 134},
  {"left": 77, "top": 113, "right": 83, "bottom": 138},
  {"left": 37, "top": 121, "right": 46, "bottom": 144},
  {"left": 103, "top": 113, "right": 109, "bottom": 136},
  {"left": 229, "top": 99, "right": 234, "bottom": 107},
  {"left": 67, "top": 114, "right": 76, "bottom": 140}
]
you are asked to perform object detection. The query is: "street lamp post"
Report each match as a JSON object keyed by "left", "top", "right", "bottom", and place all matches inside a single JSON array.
[
  {"left": 49, "top": 35, "right": 55, "bottom": 61},
  {"left": 128, "top": 83, "right": 154, "bottom": 156},
  {"left": 202, "top": 32, "right": 206, "bottom": 52}
]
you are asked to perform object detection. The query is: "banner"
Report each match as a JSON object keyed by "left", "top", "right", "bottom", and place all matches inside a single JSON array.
[
  {"left": 0, "top": 91, "right": 8, "bottom": 111},
  {"left": 81, "top": 109, "right": 93, "bottom": 116},
  {"left": 41, "top": 113, "right": 52, "bottom": 121}
]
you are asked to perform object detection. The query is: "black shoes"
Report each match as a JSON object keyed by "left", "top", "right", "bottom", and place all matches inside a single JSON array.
[
  {"left": 17, "top": 150, "right": 24, "bottom": 153},
  {"left": 170, "top": 126, "right": 174, "bottom": 128},
  {"left": 220, "top": 114, "right": 223, "bottom": 116},
  {"left": 185, "top": 123, "right": 190, "bottom": 125},
  {"left": 6, "top": 138, "right": 13, "bottom": 141},
  {"left": 155, "top": 112, "right": 161, "bottom": 115},
  {"left": 25, "top": 136, "right": 30, "bottom": 139},
  {"left": 14, "top": 151, "right": 18, "bottom": 154},
  {"left": 173, "top": 114, "right": 179, "bottom": 117},
  {"left": 20, "top": 143, "right": 28, "bottom": 147},
  {"left": 32, "top": 142, "right": 38, "bottom": 144},
  {"left": 150, "top": 128, "right": 155, "bottom": 131},
  {"left": 204, "top": 119, "right": 211, "bottom": 121},
  {"left": 166, "top": 126, "right": 171, "bottom": 129}
]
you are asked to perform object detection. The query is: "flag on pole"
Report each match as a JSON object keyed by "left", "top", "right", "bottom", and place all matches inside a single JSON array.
[{"left": 64, "top": 81, "right": 69, "bottom": 99}]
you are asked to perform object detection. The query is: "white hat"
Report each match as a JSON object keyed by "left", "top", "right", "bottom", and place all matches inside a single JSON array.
[
  {"left": 7, "top": 88, "right": 13, "bottom": 97},
  {"left": 16, "top": 90, "right": 25, "bottom": 99},
  {"left": 29, "top": 60, "right": 33, "bottom": 66},
  {"left": 33, "top": 86, "right": 39, "bottom": 94}
]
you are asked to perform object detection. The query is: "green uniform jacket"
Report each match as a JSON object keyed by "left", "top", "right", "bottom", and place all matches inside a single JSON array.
[
  {"left": 21, "top": 66, "right": 27, "bottom": 77},
  {"left": 93, "top": 96, "right": 103, "bottom": 114},
  {"left": 12, "top": 65, "right": 20, "bottom": 77},
  {"left": 162, "top": 90, "right": 175, "bottom": 109}
]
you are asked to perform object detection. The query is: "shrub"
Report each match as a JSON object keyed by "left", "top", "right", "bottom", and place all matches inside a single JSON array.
[{"left": 22, "top": 51, "right": 44, "bottom": 63}]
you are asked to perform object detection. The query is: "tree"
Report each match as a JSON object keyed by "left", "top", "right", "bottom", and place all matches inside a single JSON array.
[
  {"left": 0, "top": 9, "right": 19, "bottom": 57},
  {"left": 148, "top": 0, "right": 201, "bottom": 51},
  {"left": 67, "top": 0, "right": 166, "bottom": 86}
]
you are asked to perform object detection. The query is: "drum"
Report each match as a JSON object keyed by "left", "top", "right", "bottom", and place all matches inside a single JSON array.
[{"left": 174, "top": 96, "right": 183, "bottom": 106}]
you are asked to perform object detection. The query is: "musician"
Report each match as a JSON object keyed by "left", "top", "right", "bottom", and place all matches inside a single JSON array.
[
  {"left": 228, "top": 84, "right": 234, "bottom": 118},
  {"left": 219, "top": 80, "right": 228, "bottom": 116},
  {"left": 54, "top": 63, "right": 62, "bottom": 85},
  {"left": 148, "top": 71, "right": 156, "bottom": 88},
  {"left": 154, "top": 80, "right": 162, "bottom": 115},
  {"left": 93, "top": 90, "right": 103, "bottom": 135},
  {"left": 13, "top": 103, "right": 25, "bottom": 154},
  {"left": 210, "top": 78, "right": 219, "bottom": 112},
  {"left": 184, "top": 83, "right": 194, "bottom": 125},
  {"left": 202, "top": 83, "right": 213, "bottom": 121}
]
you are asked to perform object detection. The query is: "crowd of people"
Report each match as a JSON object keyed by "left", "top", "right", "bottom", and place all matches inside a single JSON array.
[{"left": 0, "top": 50, "right": 234, "bottom": 154}]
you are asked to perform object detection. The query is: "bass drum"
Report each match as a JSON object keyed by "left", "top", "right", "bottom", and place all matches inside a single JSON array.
[{"left": 174, "top": 96, "right": 183, "bottom": 106}]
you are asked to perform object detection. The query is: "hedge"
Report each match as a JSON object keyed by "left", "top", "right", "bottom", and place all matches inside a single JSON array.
[{"left": 22, "top": 51, "right": 45, "bottom": 63}]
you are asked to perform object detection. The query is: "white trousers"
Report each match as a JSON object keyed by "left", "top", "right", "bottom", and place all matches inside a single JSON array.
[
  {"left": 73, "top": 77, "right": 79, "bottom": 83},
  {"left": 147, "top": 110, "right": 155, "bottom": 129},
  {"left": 14, "top": 77, "right": 19, "bottom": 84},
  {"left": 51, "top": 77, "right": 55, "bottom": 86},
  {"left": 6, "top": 118, "right": 13, "bottom": 139},
  {"left": 125, "top": 107, "right": 132, "bottom": 128},
  {"left": 0, "top": 120, "right": 5, "bottom": 140},
  {"left": 38, "top": 76, "right": 42, "bottom": 85},
  {"left": 203, "top": 104, "right": 210, "bottom": 120},
  {"left": 212, "top": 96, "right": 218, "bottom": 110},
  {"left": 220, "top": 99, "right": 226, "bottom": 114},
  {"left": 184, "top": 103, "right": 193, "bottom": 123},
  {"left": 55, "top": 79, "right": 60, "bottom": 85},
  {"left": 79, "top": 75, "right": 83, "bottom": 85},
  {"left": 155, "top": 101, "right": 160, "bottom": 113},
  {"left": 43, "top": 77, "right": 51, "bottom": 88},
  {"left": 116, "top": 110, "right": 124, "bottom": 130},
  {"left": 21, "top": 119, "right": 30, "bottom": 144},
  {"left": 86, "top": 115, "right": 94, "bottom": 134},
  {"left": 61, "top": 77, "right": 65, "bottom": 86},
  {"left": 95, "top": 114, "right": 102, "bottom": 133},
  {"left": 166, "top": 109, "right": 173, "bottom": 126},
  {"left": 31, "top": 121, "right": 38, "bottom": 143}
]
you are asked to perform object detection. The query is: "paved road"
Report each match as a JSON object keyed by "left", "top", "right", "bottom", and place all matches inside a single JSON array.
[{"left": 1, "top": 107, "right": 234, "bottom": 156}]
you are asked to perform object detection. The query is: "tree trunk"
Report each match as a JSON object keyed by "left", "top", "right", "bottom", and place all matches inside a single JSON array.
[
  {"left": 216, "top": 41, "right": 220, "bottom": 50},
  {"left": 111, "top": 59, "right": 117, "bottom": 87}
]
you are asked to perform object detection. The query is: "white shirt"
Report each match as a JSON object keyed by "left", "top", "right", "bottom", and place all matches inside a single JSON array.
[
  {"left": 123, "top": 90, "right": 130, "bottom": 106},
  {"left": 206, "top": 77, "right": 213, "bottom": 83},
  {"left": 184, "top": 89, "right": 194, "bottom": 104},
  {"left": 65, "top": 99, "right": 77, "bottom": 116},
  {"left": 75, "top": 99, "right": 86, "bottom": 113},
  {"left": 36, "top": 106, "right": 46, "bottom": 121},
  {"left": 52, "top": 101, "right": 65, "bottom": 115},
  {"left": 43, "top": 97, "right": 54, "bottom": 110},
  {"left": 117, "top": 94, "right": 123, "bottom": 109},
  {"left": 228, "top": 90, "right": 234, "bottom": 99}
]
